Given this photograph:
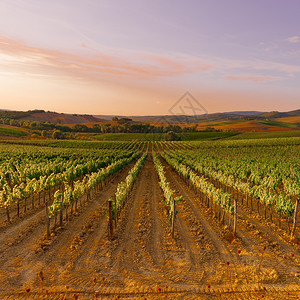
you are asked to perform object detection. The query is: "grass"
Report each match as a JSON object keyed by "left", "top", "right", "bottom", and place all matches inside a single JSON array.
[
  {"left": 257, "top": 120, "right": 300, "bottom": 128},
  {"left": 93, "top": 132, "right": 238, "bottom": 141},
  {"left": 178, "top": 131, "right": 238, "bottom": 140},
  {"left": 1, "top": 126, "right": 299, "bottom": 142},
  {"left": 0, "top": 126, "right": 27, "bottom": 136},
  {"left": 204, "top": 119, "right": 248, "bottom": 127},
  {"left": 226, "top": 130, "right": 300, "bottom": 140},
  {"left": 93, "top": 133, "right": 165, "bottom": 141}
]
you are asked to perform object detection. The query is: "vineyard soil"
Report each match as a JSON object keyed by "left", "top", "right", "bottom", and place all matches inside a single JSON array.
[{"left": 0, "top": 151, "right": 299, "bottom": 299}]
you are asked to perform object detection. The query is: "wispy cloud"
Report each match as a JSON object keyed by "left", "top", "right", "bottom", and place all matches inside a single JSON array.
[
  {"left": 0, "top": 36, "right": 212, "bottom": 81},
  {"left": 287, "top": 36, "right": 300, "bottom": 43},
  {"left": 210, "top": 55, "right": 300, "bottom": 77},
  {"left": 225, "top": 75, "right": 277, "bottom": 82},
  {"left": 1, "top": 35, "right": 299, "bottom": 88}
]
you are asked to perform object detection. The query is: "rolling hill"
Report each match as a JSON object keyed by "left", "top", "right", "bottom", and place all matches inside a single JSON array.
[
  {"left": 0, "top": 110, "right": 102, "bottom": 124},
  {"left": 0, "top": 109, "right": 299, "bottom": 134}
]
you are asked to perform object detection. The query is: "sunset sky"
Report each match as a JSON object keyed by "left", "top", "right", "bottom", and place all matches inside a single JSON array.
[{"left": 0, "top": 0, "right": 299, "bottom": 115}]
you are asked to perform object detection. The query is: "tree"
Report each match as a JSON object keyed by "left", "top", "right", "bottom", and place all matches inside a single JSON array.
[
  {"left": 118, "top": 118, "right": 132, "bottom": 124},
  {"left": 73, "top": 124, "right": 89, "bottom": 132},
  {"left": 9, "top": 119, "right": 16, "bottom": 126},
  {"left": 164, "top": 131, "right": 181, "bottom": 141},
  {"left": 204, "top": 126, "right": 216, "bottom": 132},
  {"left": 52, "top": 130, "right": 64, "bottom": 139},
  {"left": 92, "top": 124, "right": 101, "bottom": 133},
  {"left": 41, "top": 130, "right": 48, "bottom": 138}
]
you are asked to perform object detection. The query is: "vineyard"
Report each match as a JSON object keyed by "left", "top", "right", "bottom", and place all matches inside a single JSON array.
[{"left": 0, "top": 138, "right": 299, "bottom": 299}]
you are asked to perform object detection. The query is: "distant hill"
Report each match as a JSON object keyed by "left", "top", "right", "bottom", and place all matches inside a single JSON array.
[
  {"left": 259, "top": 109, "right": 300, "bottom": 118},
  {"left": 94, "top": 111, "right": 266, "bottom": 124},
  {"left": 20, "top": 111, "right": 103, "bottom": 124},
  {"left": 129, "top": 110, "right": 300, "bottom": 124},
  {"left": 0, "top": 110, "right": 103, "bottom": 124},
  {"left": 96, "top": 111, "right": 268, "bottom": 124},
  {"left": 225, "top": 111, "right": 263, "bottom": 116},
  {"left": 94, "top": 109, "right": 300, "bottom": 132},
  {"left": 1, "top": 108, "right": 300, "bottom": 127}
]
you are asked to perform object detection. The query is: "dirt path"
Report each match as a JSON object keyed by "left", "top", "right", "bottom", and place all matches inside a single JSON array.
[
  {"left": 0, "top": 153, "right": 299, "bottom": 299},
  {"left": 96, "top": 153, "right": 226, "bottom": 291},
  {"left": 160, "top": 154, "right": 300, "bottom": 288},
  {"left": 41, "top": 153, "right": 230, "bottom": 294},
  {"left": 0, "top": 161, "right": 135, "bottom": 292},
  {"left": 163, "top": 154, "right": 300, "bottom": 280}
]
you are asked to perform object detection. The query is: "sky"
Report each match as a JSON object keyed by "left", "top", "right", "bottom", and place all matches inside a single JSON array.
[{"left": 0, "top": 0, "right": 299, "bottom": 115}]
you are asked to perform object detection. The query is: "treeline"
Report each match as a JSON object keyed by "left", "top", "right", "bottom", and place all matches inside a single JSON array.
[
  {"left": 1, "top": 118, "right": 72, "bottom": 132},
  {"left": 73, "top": 123, "right": 198, "bottom": 133},
  {"left": 0, "top": 109, "right": 45, "bottom": 119},
  {"left": 0, "top": 118, "right": 200, "bottom": 134}
]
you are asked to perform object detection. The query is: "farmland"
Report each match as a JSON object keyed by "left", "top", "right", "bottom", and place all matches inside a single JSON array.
[
  {"left": 0, "top": 138, "right": 299, "bottom": 299},
  {"left": 0, "top": 126, "right": 27, "bottom": 137},
  {"left": 93, "top": 132, "right": 238, "bottom": 141}
]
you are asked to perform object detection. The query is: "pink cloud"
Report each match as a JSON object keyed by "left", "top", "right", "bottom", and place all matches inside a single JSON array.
[
  {"left": 225, "top": 75, "right": 277, "bottom": 82},
  {"left": 0, "top": 36, "right": 212, "bottom": 81},
  {"left": 144, "top": 53, "right": 212, "bottom": 72},
  {"left": 287, "top": 36, "right": 300, "bottom": 43}
]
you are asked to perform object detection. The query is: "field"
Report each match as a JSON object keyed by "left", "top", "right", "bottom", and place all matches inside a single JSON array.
[
  {"left": 227, "top": 130, "right": 300, "bottom": 140},
  {"left": 195, "top": 119, "right": 299, "bottom": 132},
  {"left": 93, "top": 132, "right": 238, "bottom": 141},
  {"left": 0, "top": 126, "right": 27, "bottom": 137},
  {"left": 0, "top": 138, "right": 299, "bottom": 299}
]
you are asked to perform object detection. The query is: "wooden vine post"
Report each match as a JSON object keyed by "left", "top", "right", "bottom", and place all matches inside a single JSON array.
[
  {"left": 5, "top": 174, "right": 12, "bottom": 222},
  {"left": 171, "top": 200, "right": 176, "bottom": 238},
  {"left": 108, "top": 198, "right": 114, "bottom": 240},
  {"left": 233, "top": 192, "right": 237, "bottom": 236},
  {"left": 45, "top": 200, "right": 50, "bottom": 240},
  {"left": 114, "top": 197, "right": 117, "bottom": 227},
  {"left": 6, "top": 205, "right": 10, "bottom": 223},
  {"left": 31, "top": 194, "right": 35, "bottom": 209},
  {"left": 59, "top": 193, "right": 64, "bottom": 226},
  {"left": 291, "top": 198, "right": 299, "bottom": 238},
  {"left": 24, "top": 197, "right": 27, "bottom": 213},
  {"left": 3, "top": 192, "right": 10, "bottom": 222}
]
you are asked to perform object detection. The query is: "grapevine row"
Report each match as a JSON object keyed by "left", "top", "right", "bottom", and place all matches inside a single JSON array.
[
  {"left": 152, "top": 152, "right": 181, "bottom": 237},
  {"left": 159, "top": 150, "right": 237, "bottom": 234},
  {"left": 45, "top": 150, "right": 142, "bottom": 238},
  {"left": 107, "top": 150, "right": 148, "bottom": 239},
  {"left": 0, "top": 148, "right": 138, "bottom": 222}
]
